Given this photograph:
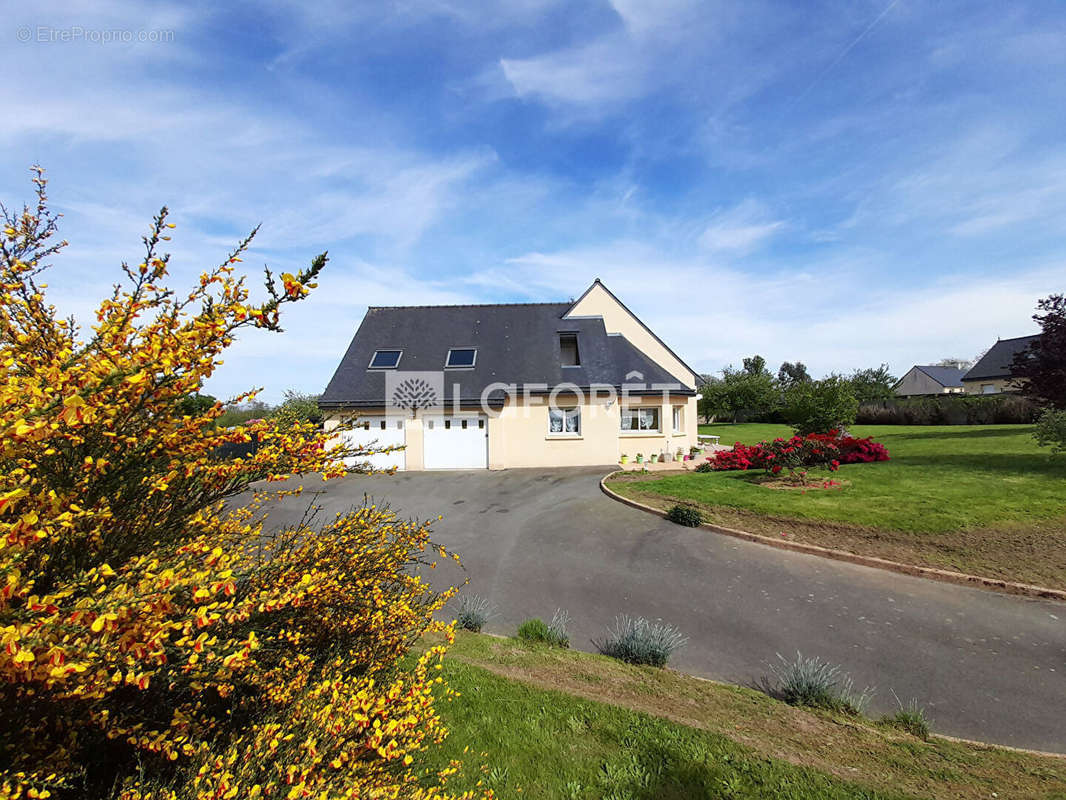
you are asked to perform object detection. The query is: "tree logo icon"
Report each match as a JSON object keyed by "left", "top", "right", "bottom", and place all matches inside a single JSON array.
[{"left": 386, "top": 371, "right": 444, "bottom": 412}]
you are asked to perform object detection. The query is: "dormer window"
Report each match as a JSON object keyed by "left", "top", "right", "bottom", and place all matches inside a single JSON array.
[
  {"left": 368, "top": 349, "right": 402, "bottom": 369},
  {"left": 560, "top": 333, "right": 580, "bottom": 367},
  {"left": 445, "top": 348, "right": 477, "bottom": 369}
]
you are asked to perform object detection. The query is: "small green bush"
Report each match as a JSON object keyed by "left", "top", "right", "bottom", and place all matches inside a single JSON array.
[
  {"left": 881, "top": 694, "right": 930, "bottom": 740},
  {"left": 769, "top": 652, "right": 872, "bottom": 715},
  {"left": 455, "top": 593, "right": 494, "bottom": 633},
  {"left": 594, "top": 615, "right": 687, "bottom": 668},
  {"left": 1034, "top": 408, "right": 1066, "bottom": 454},
  {"left": 518, "top": 612, "right": 570, "bottom": 647},
  {"left": 693, "top": 461, "right": 714, "bottom": 473},
  {"left": 666, "top": 504, "right": 702, "bottom": 527},
  {"left": 517, "top": 617, "right": 550, "bottom": 643}
]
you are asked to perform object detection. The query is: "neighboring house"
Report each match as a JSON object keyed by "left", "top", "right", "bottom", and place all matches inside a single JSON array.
[
  {"left": 893, "top": 365, "right": 966, "bottom": 397},
  {"left": 961, "top": 335, "right": 1040, "bottom": 395},
  {"left": 319, "top": 279, "right": 699, "bottom": 470}
]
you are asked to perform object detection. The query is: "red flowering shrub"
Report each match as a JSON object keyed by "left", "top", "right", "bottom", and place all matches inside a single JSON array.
[{"left": 708, "top": 430, "right": 889, "bottom": 476}]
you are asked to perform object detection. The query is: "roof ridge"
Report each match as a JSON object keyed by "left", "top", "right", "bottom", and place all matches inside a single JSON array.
[
  {"left": 368, "top": 301, "right": 569, "bottom": 310},
  {"left": 992, "top": 334, "right": 1041, "bottom": 342}
]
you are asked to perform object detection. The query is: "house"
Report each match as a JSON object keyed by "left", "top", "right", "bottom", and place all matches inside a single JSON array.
[
  {"left": 893, "top": 365, "right": 966, "bottom": 397},
  {"left": 319, "top": 279, "right": 700, "bottom": 470},
  {"left": 961, "top": 335, "right": 1039, "bottom": 395}
]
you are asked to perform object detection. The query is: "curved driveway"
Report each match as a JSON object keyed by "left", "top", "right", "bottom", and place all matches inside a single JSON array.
[{"left": 262, "top": 467, "right": 1066, "bottom": 752}]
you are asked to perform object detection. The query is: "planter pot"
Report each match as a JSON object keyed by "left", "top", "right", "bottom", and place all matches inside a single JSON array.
[{"left": 661, "top": 453, "right": 672, "bottom": 462}]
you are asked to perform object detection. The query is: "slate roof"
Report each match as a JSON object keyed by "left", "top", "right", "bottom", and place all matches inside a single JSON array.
[
  {"left": 320, "top": 301, "right": 694, "bottom": 408},
  {"left": 962, "top": 335, "right": 1040, "bottom": 381},
  {"left": 914, "top": 365, "right": 966, "bottom": 387}
]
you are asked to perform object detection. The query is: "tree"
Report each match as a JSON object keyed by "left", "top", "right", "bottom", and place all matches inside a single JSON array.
[
  {"left": 783, "top": 375, "right": 859, "bottom": 434},
  {"left": 0, "top": 169, "right": 479, "bottom": 799},
  {"left": 935, "top": 357, "right": 972, "bottom": 371},
  {"left": 1011, "top": 294, "right": 1066, "bottom": 409},
  {"left": 272, "top": 388, "right": 323, "bottom": 426},
  {"left": 777, "top": 361, "right": 810, "bottom": 388},
  {"left": 698, "top": 375, "right": 729, "bottom": 423},
  {"left": 849, "top": 364, "right": 897, "bottom": 404},
  {"left": 175, "top": 392, "right": 218, "bottom": 417},
  {"left": 717, "top": 356, "right": 779, "bottom": 422}
]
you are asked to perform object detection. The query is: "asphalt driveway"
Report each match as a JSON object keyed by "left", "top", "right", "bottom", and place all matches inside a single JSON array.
[{"left": 258, "top": 467, "right": 1066, "bottom": 752}]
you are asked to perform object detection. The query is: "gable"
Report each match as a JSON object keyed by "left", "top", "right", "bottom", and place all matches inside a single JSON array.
[
  {"left": 563, "top": 280, "right": 697, "bottom": 389},
  {"left": 963, "top": 335, "right": 1039, "bottom": 382}
]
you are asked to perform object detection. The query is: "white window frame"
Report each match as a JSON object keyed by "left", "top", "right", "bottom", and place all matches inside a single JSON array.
[
  {"left": 548, "top": 406, "right": 581, "bottom": 436},
  {"left": 672, "top": 405, "right": 683, "bottom": 433},
  {"left": 367, "top": 349, "right": 403, "bottom": 369},
  {"left": 620, "top": 407, "right": 661, "bottom": 433},
  {"left": 445, "top": 347, "right": 478, "bottom": 369}
]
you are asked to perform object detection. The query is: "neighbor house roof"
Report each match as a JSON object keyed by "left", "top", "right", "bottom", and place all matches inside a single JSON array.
[
  {"left": 320, "top": 301, "right": 693, "bottom": 408},
  {"left": 962, "top": 335, "right": 1040, "bottom": 382},
  {"left": 913, "top": 365, "right": 966, "bottom": 387}
]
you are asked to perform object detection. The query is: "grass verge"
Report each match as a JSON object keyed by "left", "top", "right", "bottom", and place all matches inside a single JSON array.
[
  {"left": 608, "top": 423, "right": 1066, "bottom": 589},
  {"left": 418, "top": 632, "right": 1066, "bottom": 799}
]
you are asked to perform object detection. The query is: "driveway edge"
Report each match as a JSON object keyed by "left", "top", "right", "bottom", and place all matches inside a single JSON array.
[{"left": 599, "top": 472, "right": 1066, "bottom": 603}]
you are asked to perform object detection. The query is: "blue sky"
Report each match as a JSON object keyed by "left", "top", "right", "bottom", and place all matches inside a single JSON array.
[{"left": 3, "top": 0, "right": 1063, "bottom": 401}]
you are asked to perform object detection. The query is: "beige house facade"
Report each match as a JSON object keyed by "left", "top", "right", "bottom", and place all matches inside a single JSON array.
[
  {"left": 320, "top": 280, "right": 699, "bottom": 471},
  {"left": 960, "top": 335, "right": 1039, "bottom": 395}
]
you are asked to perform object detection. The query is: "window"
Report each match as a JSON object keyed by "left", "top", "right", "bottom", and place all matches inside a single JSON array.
[
  {"left": 368, "top": 349, "right": 402, "bottom": 369},
  {"left": 672, "top": 406, "right": 683, "bottom": 433},
  {"left": 559, "top": 333, "right": 580, "bottom": 367},
  {"left": 445, "top": 348, "right": 477, "bottom": 368},
  {"left": 981, "top": 384, "right": 997, "bottom": 394},
  {"left": 620, "top": 407, "right": 660, "bottom": 432},
  {"left": 548, "top": 407, "right": 580, "bottom": 435}
]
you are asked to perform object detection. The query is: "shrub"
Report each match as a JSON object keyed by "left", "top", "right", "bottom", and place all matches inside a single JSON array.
[
  {"left": 0, "top": 171, "right": 479, "bottom": 800},
  {"left": 456, "top": 593, "right": 494, "bottom": 632},
  {"left": 881, "top": 693, "right": 930, "bottom": 740},
  {"left": 769, "top": 652, "right": 872, "bottom": 715},
  {"left": 594, "top": 615, "right": 688, "bottom": 667},
  {"left": 783, "top": 375, "right": 859, "bottom": 435},
  {"left": 518, "top": 612, "right": 570, "bottom": 647},
  {"left": 547, "top": 608, "right": 572, "bottom": 648},
  {"left": 708, "top": 431, "right": 889, "bottom": 475},
  {"left": 694, "top": 460, "right": 716, "bottom": 473},
  {"left": 855, "top": 395, "right": 1041, "bottom": 425},
  {"left": 518, "top": 617, "right": 550, "bottom": 642},
  {"left": 1034, "top": 408, "right": 1066, "bottom": 454},
  {"left": 667, "top": 504, "right": 703, "bottom": 527}
]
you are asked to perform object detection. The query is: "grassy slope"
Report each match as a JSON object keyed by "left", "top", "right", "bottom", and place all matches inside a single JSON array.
[
  {"left": 419, "top": 632, "right": 1066, "bottom": 800},
  {"left": 609, "top": 424, "right": 1066, "bottom": 587}
]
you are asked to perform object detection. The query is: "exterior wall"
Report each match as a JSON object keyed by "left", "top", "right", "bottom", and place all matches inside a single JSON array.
[
  {"left": 894, "top": 368, "right": 961, "bottom": 397},
  {"left": 487, "top": 393, "right": 698, "bottom": 469},
  {"left": 564, "top": 283, "right": 697, "bottom": 389},
  {"left": 962, "top": 378, "right": 1016, "bottom": 395}
]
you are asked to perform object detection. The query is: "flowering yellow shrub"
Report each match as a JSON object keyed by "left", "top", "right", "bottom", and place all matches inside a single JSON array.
[{"left": 0, "top": 169, "right": 482, "bottom": 799}]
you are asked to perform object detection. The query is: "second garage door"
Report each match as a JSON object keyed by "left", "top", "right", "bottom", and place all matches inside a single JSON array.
[
  {"left": 341, "top": 417, "right": 406, "bottom": 471},
  {"left": 423, "top": 414, "right": 488, "bottom": 469}
]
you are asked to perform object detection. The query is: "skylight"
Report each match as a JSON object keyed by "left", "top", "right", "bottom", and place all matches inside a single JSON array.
[
  {"left": 368, "top": 349, "right": 402, "bottom": 369},
  {"left": 445, "top": 348, "right": 477, "bottom": 368}
]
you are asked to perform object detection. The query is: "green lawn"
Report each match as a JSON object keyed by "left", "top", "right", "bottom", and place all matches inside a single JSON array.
[
  {"left": 609, "top": 424, "right": 1066, "bottom": 588},
  {"left": 415, "top": 632, "right": 1066, "bottom": 800}
]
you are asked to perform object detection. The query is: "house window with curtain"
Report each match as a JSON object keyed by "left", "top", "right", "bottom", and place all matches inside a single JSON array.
[
  {"left": 672, "top": 406, "right": 683, "bottom": 433},
  {"left": 548, "top": 407, "right": 581, "bottom": 435},
  {"left": 620, "top": 407, "right": 660, "bottom": 432}
]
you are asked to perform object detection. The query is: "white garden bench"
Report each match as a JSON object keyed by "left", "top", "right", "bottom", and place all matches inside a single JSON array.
[{"left": 697, "top": 434, "right": 721, "bottom": 447}]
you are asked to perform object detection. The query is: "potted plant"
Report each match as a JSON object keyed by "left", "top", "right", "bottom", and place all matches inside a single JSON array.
[
  {"left": 620, "top": 454, "right": 629, "bottom": 464},
  {"left": 675, "top": 447, "right": 684, "bottom": 461},
  {"left": 635, "top": 452, "right": 644, "bottom": 464},
  {"left": 649, "top": 453, "right": 658, "bottom": 463}
]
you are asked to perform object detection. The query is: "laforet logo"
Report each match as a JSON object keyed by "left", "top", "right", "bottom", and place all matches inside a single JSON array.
[{"left": 386, "top": 371, "right": 444, "bottom": 412}]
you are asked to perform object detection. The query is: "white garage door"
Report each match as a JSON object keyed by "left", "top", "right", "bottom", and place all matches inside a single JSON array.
[
  {"left": 423, "top": 414, "right": 488, "bottom": 469},
  {"left": 341, "top": 416, "right": 406, "bottom": 471}
]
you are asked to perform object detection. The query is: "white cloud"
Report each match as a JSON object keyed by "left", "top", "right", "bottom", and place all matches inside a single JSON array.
[{"left": 698, "top": 199, "right": 786, "bottom": 254}]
